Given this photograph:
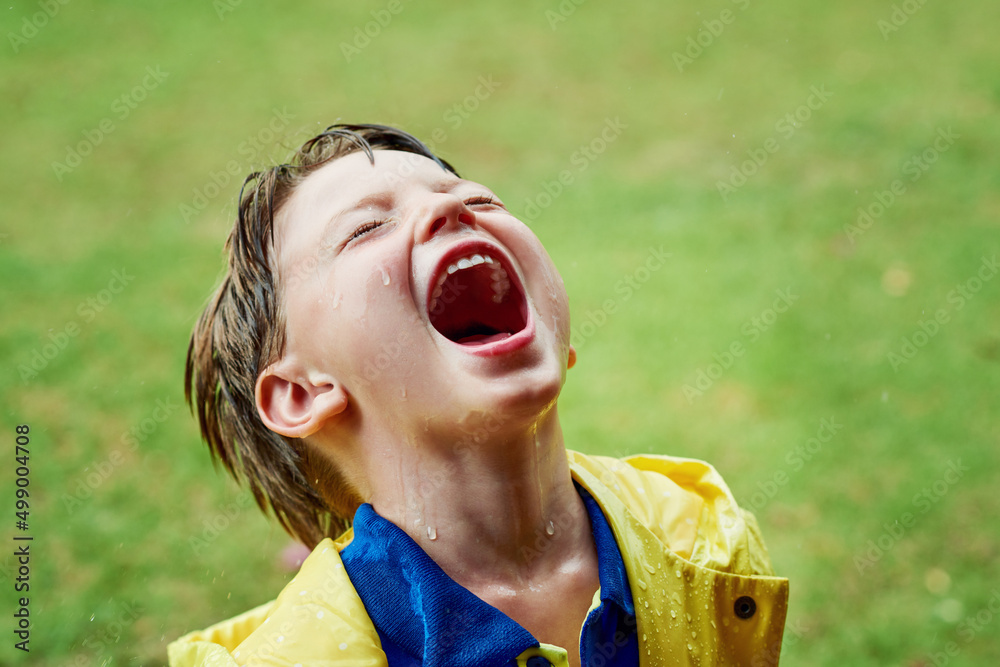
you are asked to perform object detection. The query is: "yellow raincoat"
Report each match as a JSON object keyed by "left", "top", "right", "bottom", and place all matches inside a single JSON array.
[{"left": 169, "top": 452, "right": 789, "bottom": 666}]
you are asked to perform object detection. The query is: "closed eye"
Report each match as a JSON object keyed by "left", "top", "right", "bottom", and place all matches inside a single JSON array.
[
  {"left": 465, "top": 195, "right": 504, "bottom": 209},
  {"left": 348, "top": 219, "right": 389, "bottom": 242}
]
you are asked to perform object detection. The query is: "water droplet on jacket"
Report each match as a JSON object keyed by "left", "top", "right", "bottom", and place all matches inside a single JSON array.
[
  {"left": 643, "top": 562, "right": 656, "bottom": 575},
  {"left": 637, "top": 579, "right": 648, "bottom": 591},
  {"left": 670, "top": 610, "right": 677, "bottom": 619}
]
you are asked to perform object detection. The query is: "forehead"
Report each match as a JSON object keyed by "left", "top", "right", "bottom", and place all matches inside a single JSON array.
[
  {"left": 274, "top": 150, "right": 457, "bottom": 256},
  {"left": 291, "top": 150, "right": 455, "bottom": 219}
]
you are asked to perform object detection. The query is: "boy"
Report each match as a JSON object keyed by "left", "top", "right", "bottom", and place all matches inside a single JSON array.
[{"left": 169, "top": 124, "right": 789, "bottom": 667}]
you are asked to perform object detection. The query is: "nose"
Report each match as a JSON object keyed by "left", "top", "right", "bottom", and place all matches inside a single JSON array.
[{"left": 413, "top": 194, "right": 474, "bottom": 244}]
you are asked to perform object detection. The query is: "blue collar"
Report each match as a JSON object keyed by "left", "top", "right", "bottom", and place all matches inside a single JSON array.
[{"left": 340, "top": 483, "right": 635, "bottom": 667}]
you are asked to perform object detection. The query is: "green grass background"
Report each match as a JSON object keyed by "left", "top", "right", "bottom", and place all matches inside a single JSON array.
[{"left": 2, "top": 0, "right": 998, "bottom": 664}]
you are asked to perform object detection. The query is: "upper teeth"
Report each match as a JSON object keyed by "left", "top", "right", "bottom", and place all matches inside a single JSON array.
[{"left": 430, "top": 252, "right": 511, "bottom": 314}]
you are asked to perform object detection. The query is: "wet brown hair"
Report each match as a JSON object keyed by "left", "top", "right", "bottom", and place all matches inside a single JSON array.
[{"left": 185, "top": 124, "right": 458, "bottom": 548}]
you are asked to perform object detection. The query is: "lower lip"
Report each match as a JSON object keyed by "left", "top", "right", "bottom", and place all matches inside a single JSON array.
[{"left": 449, "top": 315, "right": 535, "bottom": 357}]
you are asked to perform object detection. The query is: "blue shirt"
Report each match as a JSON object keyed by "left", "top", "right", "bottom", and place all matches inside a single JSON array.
[{"left": 340, "top": 484, "right": 639, "bottom": 667}]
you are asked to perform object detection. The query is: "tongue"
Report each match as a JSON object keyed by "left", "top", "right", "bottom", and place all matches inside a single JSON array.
[{"left": 455, "top": 332, "right": 512, "bottom": 345}]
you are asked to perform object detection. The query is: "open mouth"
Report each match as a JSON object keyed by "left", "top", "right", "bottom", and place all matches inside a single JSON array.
[{"left": 428, "top": 247, "right": 529, "bottom": 346}]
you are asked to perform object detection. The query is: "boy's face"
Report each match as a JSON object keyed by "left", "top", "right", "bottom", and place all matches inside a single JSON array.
[{"left": 269, "top": 150, "right": 573, "bottom": 441}]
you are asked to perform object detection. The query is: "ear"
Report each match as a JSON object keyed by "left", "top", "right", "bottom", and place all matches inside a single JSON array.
[
  {"left": 567, "top": 344, "right": 577, "bottom": 369},
  {"left": 255, "top": 361, "right": 348, "bottom": 439}
]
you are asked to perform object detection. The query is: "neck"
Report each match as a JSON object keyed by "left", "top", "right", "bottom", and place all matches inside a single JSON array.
[{"left": 356, "top": 405, "right": 593, "bottom": 590}]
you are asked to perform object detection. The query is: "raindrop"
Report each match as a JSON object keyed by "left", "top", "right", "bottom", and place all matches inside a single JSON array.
[
  {"left": 545, "top": 521, "right": 555, "bottom": 536},
  {"left": 381, "top": 268, "right": 391, "bottom": 285},
  {"left": 426, "top": 525, "right": 437, "bottom": 541},
  {"left": 637, "top": 579, "right": 648, "bottom": 591}
]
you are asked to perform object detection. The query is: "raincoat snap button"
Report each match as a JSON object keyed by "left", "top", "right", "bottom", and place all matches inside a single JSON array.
[
  {"left": 734, "top": 595, "right": 756, "bottom": 619},
  {"left": 526, "top": 657, "right": 551, "bottom": 667}
]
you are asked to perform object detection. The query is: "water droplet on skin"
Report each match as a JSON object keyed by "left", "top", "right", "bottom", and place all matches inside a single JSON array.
[
  {"left": 382, "top": 269, "right": 391, "bottom": 285},
  {"left": 426, "top": 525, "right": 437, "bottom": 541},
  {"left": 545, "top": 520, "right": 555, "bottom": 535}
]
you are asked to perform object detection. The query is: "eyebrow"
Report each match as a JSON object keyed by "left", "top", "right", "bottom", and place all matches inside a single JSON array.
[
  {"left": 320, "top": 191, "right": 395, "bottom": 246},
  {"left": 320, "top": 177, "right": 469, "bottom": 248}
]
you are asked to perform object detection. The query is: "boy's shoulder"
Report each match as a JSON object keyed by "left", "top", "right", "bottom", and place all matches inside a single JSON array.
[
  {"left": 168, "top": 450, "right": 782, "bottom": 666},
  {"left": 168, "top": 537, "right": 383, "bottom": 667}
]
